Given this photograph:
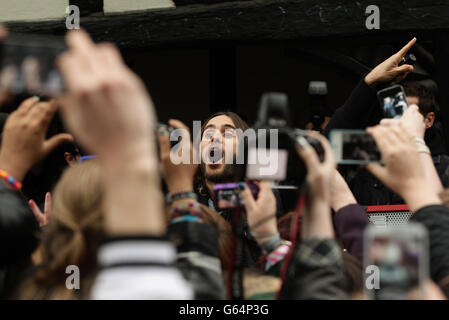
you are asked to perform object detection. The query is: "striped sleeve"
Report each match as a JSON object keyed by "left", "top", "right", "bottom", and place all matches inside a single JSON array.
[{"left": 90, "top": 237, "right": 193, "bottom": 300}]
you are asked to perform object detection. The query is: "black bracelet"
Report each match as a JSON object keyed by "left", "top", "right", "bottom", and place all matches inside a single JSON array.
[{"left": 166, "top": 191, "right": 198, "bottom": 205}]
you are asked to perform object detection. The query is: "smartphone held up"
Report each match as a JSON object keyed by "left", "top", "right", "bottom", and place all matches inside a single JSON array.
[
  {"left": 377, "top": 85, "right": 409, "bottom": 119},
  {"left": 364, "top": 223, "right": 429, "bottom": 300},
  {"left": 330, "top": 129, "right": 381, "bottom": 165},
  {"left": 0, "top": 33, "right": 66, "bottom": 97}
]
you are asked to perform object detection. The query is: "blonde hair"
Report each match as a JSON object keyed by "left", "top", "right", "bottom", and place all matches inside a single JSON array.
[{"left": 19, "top": 160, "right": 103, "bottom": 300}]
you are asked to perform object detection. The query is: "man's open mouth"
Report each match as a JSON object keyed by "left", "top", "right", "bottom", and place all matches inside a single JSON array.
[{"left": 207, "top": 145, "right": 223, "bottom": 165}]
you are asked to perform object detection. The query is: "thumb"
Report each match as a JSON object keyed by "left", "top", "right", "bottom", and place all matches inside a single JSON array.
[
  {"left": 43, "top": 133, "right": 74, "bottom": 155},
  {"left": 240, "top": 183, "right": 257, "bottom": 213},
  {"left": 157, "top": 127, "right": 171, "bottom": 161},
  {"left": 365, "top": 163, "right": 389, "bottom": 184}
]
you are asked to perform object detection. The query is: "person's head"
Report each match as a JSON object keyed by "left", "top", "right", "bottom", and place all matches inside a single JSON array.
[
  {"left": 403, "top": 82, "right": 437, "bottom": 129},
  {"left": 62, "top": 141, "right": 81, "bottom": 167},
  {"left": 199, "top": 112, "right": 249, "bottom": 188},
  {"left": 19, "top": 160, "right": 103, "bottom": 299}
]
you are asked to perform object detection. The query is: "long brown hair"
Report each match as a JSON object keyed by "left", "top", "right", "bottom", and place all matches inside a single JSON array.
[{"left": 19, "top": 161, "right": 103, "bottom": 300}]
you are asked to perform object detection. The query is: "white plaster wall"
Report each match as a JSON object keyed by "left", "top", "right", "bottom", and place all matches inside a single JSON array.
[
  {"left": 0, "top": 0, "right": 69, "bottom": 22},
  {"left": 104, "top": 0, "right": 175, "bottom": 14}
]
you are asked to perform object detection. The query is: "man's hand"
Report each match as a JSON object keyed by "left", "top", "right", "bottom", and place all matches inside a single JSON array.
[
  {"left": 0, "top": 97, "right": 73, "bottom": 181},
  {"left": 364, "top": 38, "right": 416, "bottom": 88},
  {"left": 157, "top": 119, "right": 198, "bottom": 194}
]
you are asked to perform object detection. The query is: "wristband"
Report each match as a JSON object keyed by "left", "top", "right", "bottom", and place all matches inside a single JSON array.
[
  {"left": 260, "top": 236, "right": 283, "bottom": 255},
  {"left": 0, "top": 169, "right": 22, "bottom": 190},
  {"left": 166, "top": 191, "right": 197, "bottom": 205},
  {"left": 415, "top": 137, "right": 426, "bottom": 145},
  {"left": 171, "top": 215, "right": 201, "bottom": 224},
  {"left": 265, "top": 241, "right": 292, "bottom": 271},
  {"left": 169, "top": 200, "right": 204, "bottom": 221},
  {"left": 416, "top": 144, "right": 431, "bottom": 155}
]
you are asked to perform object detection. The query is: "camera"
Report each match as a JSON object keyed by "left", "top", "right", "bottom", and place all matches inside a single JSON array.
[
  {"left": 213, "top": 182, "right": 259, "bottom": 209},
  {"left": 247, "top": 92, "right": 324, "bottom": 187}
]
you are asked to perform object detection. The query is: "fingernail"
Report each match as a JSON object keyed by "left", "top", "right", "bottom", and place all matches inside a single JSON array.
[
  {"left": 32, "top": 96, "right": 39, "bottom": 100},
  {"left": 239, "top": 182, "right": 245, "bottom": 190},
  {"left": 297, "top": 136, "right": 310, "bottom": 149}
]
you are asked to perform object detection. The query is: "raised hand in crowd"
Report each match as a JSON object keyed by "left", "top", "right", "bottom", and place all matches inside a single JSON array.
[
  {"left": 380, "top": 104, "right": 443, "bottom": 194},
  {"left": 28, "top": 192, "right": 51, "bottom": 227},
  {"left": 241, "top": 181, "right": 279, "bottom": 248},
  {"left": 0, "top": 98, "right": 73, "bottom": 182},
  {"left": 57, "top": 29, "right": 192, "bottom": 299},
  {"left": 157, "top": 119, "right": 198, "bottom": 194},
  {"left": 279, "top": 131, "right": 348, "bottom": 300},
  {"left": 296, "top": 131, "right": 336, "bottom": 239},
  {"left": 57, "top": 29, "right": 164, "bottom": 236},
  {"left": 364, "top": 37, "right": 416, "bottom": 87},
  {"left": 366, "top": 123, "right": 442, "bottom": 212}
]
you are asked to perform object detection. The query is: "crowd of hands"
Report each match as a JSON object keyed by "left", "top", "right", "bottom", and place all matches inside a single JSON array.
[{"left": 0, "top": 26, "right": 446, "bottom": 298}]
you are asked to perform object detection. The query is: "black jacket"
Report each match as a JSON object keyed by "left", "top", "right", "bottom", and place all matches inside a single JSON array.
[
  {"left": 0, "top": 181, "right": 39, "bottom": 298},
  {"left": 410, "top": 205, "right": 449, "bottom": 298}
]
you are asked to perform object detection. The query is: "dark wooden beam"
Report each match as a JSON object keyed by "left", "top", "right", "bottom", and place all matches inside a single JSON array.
[
  {"left": 69, "top": 0, "right": 103, "bottom": 16},
  {"left": 175, "top": 0, "right": 248, "bottom": 5},
  {"left": 5, "top": 0, "right": 449, "bottom": 48}
]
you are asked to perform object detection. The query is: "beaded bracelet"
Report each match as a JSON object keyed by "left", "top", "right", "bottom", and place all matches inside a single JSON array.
[
  {"left": 166, "top": 191, "right": 198, "bottom": 205},
  {"left": 171, "top": 215, "right": 201, "bottom": 224},
  {"left": 0, "top": 169, "right": 22, "bottom": 191},
  {"left": 169, "top": 200, "right": 204, "bottom": 223},
  {"left": 260, "top": 236, "right": 283, "bottom": 255}
]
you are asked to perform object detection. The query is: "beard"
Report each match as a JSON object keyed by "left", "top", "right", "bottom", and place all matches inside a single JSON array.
[{"left": 200, "top": 162, "right": 238, "bottom": 184}]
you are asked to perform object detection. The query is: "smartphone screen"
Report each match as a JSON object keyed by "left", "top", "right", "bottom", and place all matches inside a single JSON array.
[
  {"left": 213, "top": 183, "right": 259, "bottom": 210},
  {"left": 330, "top": 130, "right": 381, "bottom": 164},
  {"left": 364, "top": 223, "right": 429, "bottom": 300},
  {"left": 0, "top": 33, "right": 66, "bottom": 96},
  {"left": 377, "top": 85, "right": 409, "bottom": 119}
]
